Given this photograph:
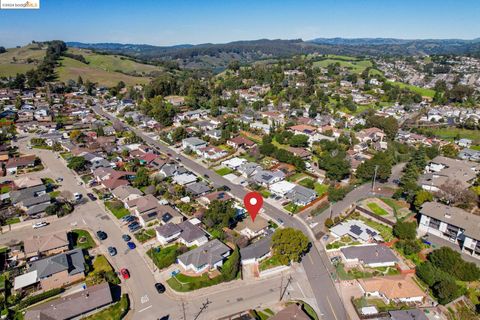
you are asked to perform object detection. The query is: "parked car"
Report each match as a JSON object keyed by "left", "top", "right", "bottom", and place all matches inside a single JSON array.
[
  {"left": 122, "top": 216, "right": 135, "bottom": 224},
  {"left": 203, "top": 174, "right": 209, "bottom": 178},
  {"left": 96, "top": 230, "right": 107, "bottom": 240},
  {"left": 73, "top": 193, "right": 82, "bottom": 201},
  {"left": 127, "top": 242, "right": 136, "bottom": 250},
  {"left": 55, "top": 177, "right": 63, "bottom": 182},
  {"left": 32, "top": 221, "right": 49, "bottom": 229},
  {"left": 122, "top": 234, "right": 131, "bottom": 242},
  {"left": 155, "top": 283, "right": 166, "bottom": 294},
  {"left": 108, "top": 246, "right": 117, "bottom": 256},
  {"left": 128, "top": 223, "right": 141, "bottom": 233},
  {"left": 120, "top": 268, "right": 130, "bottom": 280},
  {"left": 277, "top": 218, "right": 284, "bottom": 226},
  {"left": 87, "top": 193, "right": 97, "bottom": 201}
]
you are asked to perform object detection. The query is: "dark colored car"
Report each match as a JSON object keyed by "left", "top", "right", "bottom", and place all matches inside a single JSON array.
[
  {"left": 122, "top": 234, "right": 131, "bottom": 242},
  {"left": 155, "top": 283, "right": 166, "bottom": 294},
  {"left": 122, "top": 216, "right": 135, "bottom": 224},
  {"left": 96, "top": 230, "right": 107, "bottom": 240},
  {"left": 128, "top": 223, "right": 141, "bottom": 233},
  {"left": 127, "top": 241, "right": 136, "bottom": 250},
  {"left": 203, "top": 174, "right": 209, "bottom": 178},
  {"left": 87, "top": 193, "right": 97, "bottom": 201},
  {"left": 108, "top": 246, "right": 117, "bottom": 256}
]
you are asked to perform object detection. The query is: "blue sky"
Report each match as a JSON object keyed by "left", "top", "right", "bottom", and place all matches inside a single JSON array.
[{"left": 0, "top": 0, "right": 479, "bottom": 47}]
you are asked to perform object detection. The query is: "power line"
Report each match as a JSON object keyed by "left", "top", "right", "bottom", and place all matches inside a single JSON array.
[{"left": 193, "top": 298, "right": 211, "bottom": 320}]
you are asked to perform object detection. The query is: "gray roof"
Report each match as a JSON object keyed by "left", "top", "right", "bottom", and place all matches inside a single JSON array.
[
  {"left": 26, "top": 202, "right": 51, "bottom": 216},
  {"left": 251, "top": 169, "right": 285, "bottom": 185},
  {"left": 10, "top": 185, "right": 46, "bottom": 204},
  {"left": 389, "top": 309, "right": 428, "bottom": 320},
  {"left": 341, "top": 244, "right": 398, "bottom": 265},
  {"left": 420, "top": 202, "right": 480, "bottom": 239},
  {"left": 24, "top": 282, "right": 113, "bottom": 320},
  {"left": 183, "top": 137, "right": 207, "bottom": 146},
  {"left": 286, "top": 185, "right": 317, "bottom": 204},
  {"left": 178, "top": 221, "right": 206, "bottom": 243},
  {"left": 22, "top": 193, "right": 51, "bottom": 207},
  {"left": 185, "top": 181, "right": 211, "bottom": 196},
  {"left": 240, "top": 235, "right": 272, "bottom": 261},
  {"left": 31, "top": 248, "right": 85, "bottom": 279},
  {"left": 156, "top": 223, "right": 182, "bottom": 238},
  {"left": 177, "top": 239, "right": 230, "bottom": 269}
]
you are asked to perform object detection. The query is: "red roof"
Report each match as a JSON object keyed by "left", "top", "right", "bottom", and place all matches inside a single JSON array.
[
  {"left": 142, "top": 153, "right": 159, "bottom": 164},
  {"left": 228, "top": 136, "right": 255, "bottom": 147}
]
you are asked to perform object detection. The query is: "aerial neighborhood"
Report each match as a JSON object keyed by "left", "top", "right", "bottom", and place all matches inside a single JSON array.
[{"left": 0, "top": 27, "right": 479, "bottom": 320}]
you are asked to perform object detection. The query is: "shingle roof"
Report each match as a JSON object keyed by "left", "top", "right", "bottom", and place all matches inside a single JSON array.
[
  {"left": 341, "top": 244, "right": 398, "bottom": 265},
  {"left": 24, "top": 232, "right": 69, "bottom": 255},
  {"left": 177, "top": 239, "right": 230, "bottom": 269},
  {"left": 24, "top": 282, "right": 113, "bottom": 320},
  {"left": 156, "top": 223, "right": 182, "bottom": 238},
  {"left": 389, "top": 309, "right": 428, "bottom": 320},
  {"left": 240, "top": 235, "right": 272, "bottom": 261},
  {"left": 178, "top": 221, "right": 206, "bottom": 243},
  {"left": 31, "top": 248, "right": 85, "bottom": 279}
]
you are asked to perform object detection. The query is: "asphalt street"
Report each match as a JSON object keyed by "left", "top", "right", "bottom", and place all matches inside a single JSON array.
[{"left": 93, "top": 105, "right": 350, "bottom": 320}]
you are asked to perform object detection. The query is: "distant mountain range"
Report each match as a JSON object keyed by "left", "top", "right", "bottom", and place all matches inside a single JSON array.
[{"left": 66, "top": 37, "right": 480, "bottom": 70}]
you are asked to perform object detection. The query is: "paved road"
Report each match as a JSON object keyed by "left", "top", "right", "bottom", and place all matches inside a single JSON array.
[
  {"left": 1, "top": 134, "right": 315, "bottom": 320},
  {"left": 93, "top": 106, "right": 350, "bottom": 320}
]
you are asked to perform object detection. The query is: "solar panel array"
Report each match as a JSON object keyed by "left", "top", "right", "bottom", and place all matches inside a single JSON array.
[{"left": 349, "top": 225, "right": 363, "bottom": 236}]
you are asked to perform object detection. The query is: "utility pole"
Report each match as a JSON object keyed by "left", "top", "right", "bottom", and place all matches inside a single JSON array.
[
  {"left": 372, "top": 164, "right": 379, "bottom": 194},
  {"left": 279, "top": 275, "right": 293, "bottom": 301},
  {"left": 193, "top": 299, "right": 211, "bottom": 320}
]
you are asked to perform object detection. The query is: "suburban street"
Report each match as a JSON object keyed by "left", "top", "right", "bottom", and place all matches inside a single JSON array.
[
  {"left": 92, "top": 105, "right": 350, "bottom": 320},
  {"left": 1, "top": 134, "right": 318, "bottom": 320}
]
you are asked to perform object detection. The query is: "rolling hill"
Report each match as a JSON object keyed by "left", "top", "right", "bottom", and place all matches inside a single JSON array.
[{"left": 0, "top": 43, "right": 46, "bottom": 77}]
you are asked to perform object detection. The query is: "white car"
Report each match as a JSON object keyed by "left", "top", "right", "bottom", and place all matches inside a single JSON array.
[{"left": 32, "top": 221, "right": 48, "bottom": 229}]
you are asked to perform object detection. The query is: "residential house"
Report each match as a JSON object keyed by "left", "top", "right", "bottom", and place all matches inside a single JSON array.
[
  {"left": 240, "top": 234, "right": 272, "bottom": 265},
  {"left": 198, "top": 146, "right": 228, "bottom": 160},
  {"left": 156, "top": 220, "right": 208, "bottom": 247},
  {"left": 285, "top": 185, "right": 317, "bottom": 206},
  {"left": 185, "top": 181, "right": 211, "bottom": 197},
  {"left": 227, "top": 136, "right": 256, "bottom": 149},
  {"left": 340, "top": 244, "right": 398, "bottom": 268},
  {"left": 177, "top": 239, "right": 231, "bottom": 274},
  {"left": 13, "top": 177, "right": 43, "bottom": 190},
  {"left": 356, "top": 127, "right": 387, "bottom": 148},
  {"left": 205, "top": 129, "right": 222, "bottom": 140},
  {"left": 24, "top": 232, "right": 69, "bottom": 259},
  {"left": 389, "top": 309, "right": 428, "bottom": 320},
  {"left": 130, "top": 195, "right": 162, "bottom": 227},
  {"left": 24, "top": 282, "right": 113, "bottom": 320},
  {"left": 6, "top": 155, "right": 37, "bottom": 174},
  {"left": 173, "top": 172, "right": 197, "bottom": 186},
  {"left": 269, "top": 181, "right": 296, "bottom": 197},
  {"left": 29, "top": 249, "right": 86, "bottom": 291},
  {"left": 358, "top": 275, "right": 426, "bottom": 304},
  {"left": 10, "top": 185, "right": 50, "bottom": 216},
  {"left": 182, "top": 137, "right": 208, "bottom": 154},
  {"left": 235, "top": 216, "right": 269, "bottom": 239},
  {"left": 270, "top": 304, "right": 311, "bottom": 320},
  {"left": 419, "top": 202, "right": 480, "bottom": 259},
  {"left": 251, "top": 169, "right": 285, "bottom": 187},
  {"left": 330, "top": 220, "right": 383, "bottom": 243},
  {"left": 289, "top": 124, "right": 317, "bottom": 136},
  {"left": 458, "top": 148, "right": 480, "bottom": 162},
  {"left": 222, "top": 157, "right": 247, "bottom": 170},
  {"left": 420, "top": 156, "right": 478, "bottom": 192},
  {"left": 238, "top": 162, "right": 261, "bottom": 178},
  {"left": 201, "top": 191, "right": 233, "bottom": 205},
  {"left": 458, "top": 138, "right": 473, "bottom": 148},
  {"left": 111, "top": 185, "right": 143, "bottom": 203}
]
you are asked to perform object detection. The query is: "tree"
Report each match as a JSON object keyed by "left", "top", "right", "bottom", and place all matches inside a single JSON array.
[
  {"left": 133, "top": 167, "right": 150, "bottom": 187},
  {"left": 271, "top": 228, "right": 310, "bottom": 265},
  {"left": 318, "top": 151, "right": 351, "bottom": 181},
  {"left": 324, "top": 218, "right": 334, "bottom": 228},
  {"left": 69, "top": 129, "right": 83, "bottom": 142},
  {"left": 356, "top": 152, "right": 393, "bottom": 182},
  {"left": 203, "top": 200, "right": 236, "bottom": 231},
  {"left": 434, "top": 277, "right": 461, "bottom": 305},
  {"left": 288, "top": 134, "right": 309, "bottom": 148},
  {"left": 413, "top": 190, "right": 433, "bottom": 211},
  {"left": 429, "top": 247, "right": 480, "bottom": 281},
  {"left": 222, "top": 246, "right": 239, "bottom": 281},
  {"left": 441, "top": 144, "right": 458, "bottom": 158},
  {"left": 365, "top": 115, "right": 399, "bottom": 140},
  {"left": 228, "top": 60, "right": 240, "bottom": 72},
  {"left": 416, "top": 261, "right": 437, "bottom": 286},
  {"left": 170, "top": 127, "right": 187, "bottom": 143},
  {"left": 0, "top": 47, "right": 6, "bottom": 54},
  {"left": 328, "top": 186, "right": 347, "bottom": 202},
  {"left": 393, "top": 221, "right": 417, "bottom": 240},
  {"left": 436, "top": 179, "right": 477, "bottom": 209},
  {"left": 67, "top": 156, "right": 86, "bottom": 172}
]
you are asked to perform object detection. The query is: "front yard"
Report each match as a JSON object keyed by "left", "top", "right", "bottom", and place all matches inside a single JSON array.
[
  {"left": 215, "top": 167, "right": 233, "bottom": 176},
  {"left": 134, "top": 228, "right": 156, "bottom": 243},
  {"left": 83, "top": 294, "right": 129, "bottom": 320},
  {"left": 105, "top": 200, "right": 130, "bottom": 219},
  {"left": 69, "top": 229, "right": 96, "bottom": 249},
  {"left": 259, "top": 255, "right": 284, "bottom": 271},
  {"left": 85, "top": 255, "right": 120, "bottom": 286},
  {"left": 147, "top": 244, "right": 187, "bottom": 270},
  {"left": 167, "top": 272, "right": 224, "bottom": 292},
  {"left": 325, "top": 236, "right": 361, "bottom": 250}
]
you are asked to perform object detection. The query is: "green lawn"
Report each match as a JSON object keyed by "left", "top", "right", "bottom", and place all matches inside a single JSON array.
[
  {"left": 167, "top": 272, "right": 224, "bottom": 292},
  {"left": 82, "top": 294, "right": 129, "bottom": 320},
  {"left": 215, "top": 167, "right": 233, "bottom": 176},
  {"left": 379, "top": 197, "right": 404, "bottom": 212},
  {"left": 287, "top": 172, "right": 308, "bottom": 182},
  {"left": 429, "top": 127, "right": 480, "bottom": 143},
  {"left": 259, "top": 255, "right": 284, "bottom": 271},
  {"left": 105, "top": 201, "right": 130, "bottom": 219},
  {"left": 367, "top": 203, "right": 389, "bottom": 216},
  {"left": 134, "top": 228, "right": 156, "bottom": 243},
  {"left": 314, "top": 183, "right": 328, "bottom": 196},
  {"left": 353, "top": 214, "right": 394, "bottom": 241},
  {"left": 5, "top": 217, "right": 20, "bottom": 225},
  {"left": 259, "top": 188, "right": 271, "bottom": 198},
  {"left": 284, "top": 203, "right": 302, "bottom": 214},
  {"left": 49, "top": 190, "right": 61, "bottom": 198},
  {"left": 313, "top": 58, "right": 372, "bottom": 73},
  {"left": 326, "top": 236, "right": 361, "bottom": 250},
  {"left": 86, "top": 255, "right": 120, "bottom": 286},
  {"left": 69, "top": 229, "right": 96, "bottom": 249},
  {"left": 387, "top": 81, "right": 436, "bottom": 97},
  {"left": 147, "top": 244, "right": 185, "bottom": 270}
]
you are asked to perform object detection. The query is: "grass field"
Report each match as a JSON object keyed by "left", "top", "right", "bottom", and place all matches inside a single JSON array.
[
  {"left": 68, "top": 48, "right": 163, "bottom": 75},
  {"left": 428, "top": 127, "right": 480, "bottom": 143},
  {"left": 69, "top": 229, "right": 96, "bottom": 249},
  {"left": 105, "top": 200, "right": 130, "bottom": 219},
  {"left": 215, "top": 167, "right": 233, "bottom": 176},
  {"left": 56, "top": 57, "right": 151, "bottom": 87},
  {"left": 314, "top": 183, "right": 328, "bottom": 196},
  {"left": 0, "top": 44, "right": 46, "bottom": 77},
  {"left": 388, "top": 81, "right": 436, "bottom": 98},
  {"left": 367, "top": 203, "right": 389, "bottom": 216},
  {"left": 313, "top": 58, "right": 372, "bottom": 73}
]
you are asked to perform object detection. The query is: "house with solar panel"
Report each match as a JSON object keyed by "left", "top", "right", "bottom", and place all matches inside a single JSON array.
[{"left": 330, "top": 219, "right": 383, "bottom": 243}]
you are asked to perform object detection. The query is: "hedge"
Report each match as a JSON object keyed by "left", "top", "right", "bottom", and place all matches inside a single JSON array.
[{"left": 17, "top": 288, "right": 64, "bottom": 309}]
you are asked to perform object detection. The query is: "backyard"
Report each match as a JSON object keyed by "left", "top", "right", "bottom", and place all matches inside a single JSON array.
[
  {"left": 325, "top": 236, "right": 361, "bottom": 250},
  {"left": 86, "top": 254, "right": 120, "bottom": 286},
  {"left": 367, "top": 202, "right": 389, "bottom": 216}
]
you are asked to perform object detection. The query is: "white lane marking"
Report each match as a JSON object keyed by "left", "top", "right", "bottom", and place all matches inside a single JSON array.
[
  {"left": 296, "top": 282, "right": 306, "bottom": 298},
  {"left": 138, "top": 305, "right": 152, "bottom": 313},
  {"left": 141, "top": 294, "right": 149, "bottom": 304},
  {"left": 82, "top": 218, "right": 86, "bottom": 225},
  {"left": 326, "top": 296, "right": 338, "bottom": 320}
]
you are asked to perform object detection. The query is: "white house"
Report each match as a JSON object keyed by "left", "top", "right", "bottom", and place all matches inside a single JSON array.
[{"left": 176, "top": 239, "right": 231, "bottom": 274}]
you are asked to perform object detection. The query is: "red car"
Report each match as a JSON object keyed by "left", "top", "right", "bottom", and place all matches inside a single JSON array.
[{"left": 120, "top": 268, "right": 130, "bottom": 280}]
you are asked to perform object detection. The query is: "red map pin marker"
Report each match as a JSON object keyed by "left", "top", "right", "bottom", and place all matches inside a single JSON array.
[{"left": 244, "top": 192, "right": 263, "bottom": 222}]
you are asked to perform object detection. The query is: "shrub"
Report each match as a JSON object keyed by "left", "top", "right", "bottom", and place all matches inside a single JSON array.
[
  {"left": 393, "top": 221, "right": 417, "bottom": 240},
  {"left": 17, "top": 288, "right": 63, "bottom": 309}
]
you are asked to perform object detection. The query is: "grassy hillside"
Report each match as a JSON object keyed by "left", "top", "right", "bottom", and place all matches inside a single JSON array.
[
  {"left": 0, "top": 44, "right": 46, "bottom": 77},
  {"left": 67, "top": 48, "right": 163, "bottom": 76},
  {"left": 56, "top": 56, "right": 152, "bottom": 87},
  {"left": 387, "top": 81, "right": 436, "bottom": 98},
  {"left": 313, "top": 56, "right": 373, "bottom": 74}
]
